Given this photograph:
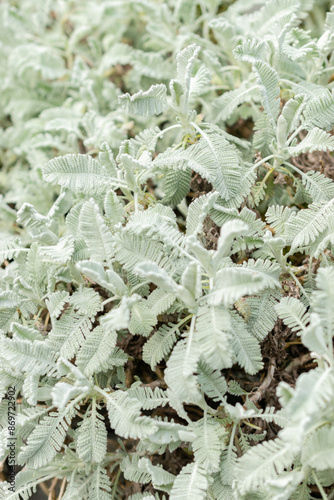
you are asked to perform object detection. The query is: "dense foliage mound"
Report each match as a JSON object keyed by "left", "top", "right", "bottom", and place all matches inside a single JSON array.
[{"left": 1, "top": 1, "right": 334, "bottom": 499}]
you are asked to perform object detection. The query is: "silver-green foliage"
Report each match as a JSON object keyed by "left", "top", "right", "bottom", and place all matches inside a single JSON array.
[{"left": 1, "top": 0, "right": 334, "bottom": 499}]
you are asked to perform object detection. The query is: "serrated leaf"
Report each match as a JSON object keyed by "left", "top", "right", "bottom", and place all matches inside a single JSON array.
[
  {"left": 119, "top": 84, "right": 168, "bottom": 116},
  {"left": 43, "top": 154, "right": 113, "bottom": 195}
]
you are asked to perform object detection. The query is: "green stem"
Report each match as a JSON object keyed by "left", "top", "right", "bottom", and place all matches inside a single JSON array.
[
  {"left": 179, "top": 246, "right": 201, "bottom": 263},
  {"left": 34, "top": 307, "right": 45, "bottom": 324},
  {"left": 313, "top": 471, "right": 328, "bottom": 500},
  {"left": 217, "top": 65, "right": 242, "bottom": 73},
  {"left": 101, "top": 296, "right": 118, "bottom": 307},
  {"left": 260, "top": 166, "right": 275, "bottom": 184},
  {"left": 252, "top": 154, "right": 275, "bottom": 170},
  {"left": 178, "top": 314, "right": 193, "bottom": 327},
  {"left": 316, "top": 66, "right": 334, "bottom": 74},
  {"left": 228, "top": 423, "right": 237, "bottom": 453},
  {"left": 184, "top": 314, "right": 197, "bottom": 361},
  {"left": 287, "top": 124, "right": 304, "bottom": 146},
  {"left": 321, "top": 251, "right": 330, "bottom": 266},
  {"left": 242, "top": 420, "right": 263, "bottom": 431},
  {"left": 200, "top": 8, "right": 210, "bottom": 40},
  {"left": 94, "top": 386, "right": 113, "bottom": 401},
  {"left": 111, "top": 467, "right": 122, "bottom": 499},
  {"left": 283, "top": 161, "right": 307, "bottom": 178},
  {"left": 104, "top": 453, "right": 123, "bottom": 461},
  {"left": 134, "top": 192, "right": 139, "bottom": 213},
  {"left": 155, "top": 123, "right": 182, "bottom": 140},
  {"left": 305, "top": 416, "right": 332, "bottom": 440},
  {"left": 279, "top": 78, "right": 298, "bottom": 87}
]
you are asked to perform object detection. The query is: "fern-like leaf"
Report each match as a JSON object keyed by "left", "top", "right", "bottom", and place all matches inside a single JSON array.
[
  {"left": 154, "top": 131, "right": 242, "bottom": 200},
  {"left": 79, "top": 199, "right": 114, "bottom": 264},
  {"left": 88, "top": 465, "right": 112, "bottom": 500},
  {"left": 165, "top": 326, "right": 202, "bottom": 404},
  {"left": 192, "top": 417, "right": 223, "bottom": 473},
  {"left": 106, "top": 391, "right": 158, "bottom": 439},
  {"left": 235, "top": 438, "right": 294, "bottom": 495},
  {"left": 42, "top": 154, "right": 114, "bottom": 195},
  {"left": 275, "top": 297, "right": 310, "bottom": 333},
  {"left": 286, "top": 199, "right": 334, "bottom": 251},
  {"left": 302, "top": 88, "right": 334, "bottom": 131},
  {"left": 142, "top": 322, "right": 181, "bottom": 370},
  {"left": 288, "top": 127, "right": 334, "bottom": 156},
  {"left": 119, "top": 84, "right": 168, "bottom": 116},
  {"left": 17, "top": 406, "right": 78, "bottom": 469},
  {"left": 302, "top": 426, "right": 334, "bottom": 471},
  {"left": 76, "top": 402, "right": 107, "bottom": 463},
  {"left": 298, "top": 170, "right": 334, "bottom": 203},
  {"left": 169, "top": 462, "right": 208, "bottom": 500},
  {"left": 0, "top": 335, "right": 58, "bottom": 377},
  {"left": 195, "top": 302, "right": 233, "bottom": 370},
  {"left": 253, "top": 60, "right": 280, "bottom": 124}
]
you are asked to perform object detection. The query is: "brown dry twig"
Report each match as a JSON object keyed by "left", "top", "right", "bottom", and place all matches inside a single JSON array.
[
  {"left": 39, "top": 482, "right": 49, "bottom": 496},
  {"left": 48, "top": 477, "right": 58, "bottom": 500},
  {"left": 140, "top": 380, "right": 166, "bottom": 389},
  {"left": 250, "top": 359, "right": 276, "bottom": 405},
  {"left": 58, "top": 478, "right": 67, "bottom": 500},
  {"left": 285, "top": 353, "right": 313, "bottom": 374}
]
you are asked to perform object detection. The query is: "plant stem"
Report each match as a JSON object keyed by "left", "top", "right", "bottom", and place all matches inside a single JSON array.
[
  {"left": 287, "top": 124, "right": 304, "bottom": 145},
  {"left": 178, "top": 314, "right": 193, "bottom": 327},
  {"left": 34, "top": 307, "right": 45, "bottom": 324},
  {"left": 321, "top": 251, "right": 330, "bottom": 265},
  {"left": 156, "top": 123, "right": 182, "bottom": 140},
  {"left": 259, "top": 166, "right": 275, "bottom": 185},
  {"left": 111, "top": 468, "right": 122, "bottom": 499},
  {"left": 102, "top": 296, "right": 118, "bottom": 306},
  {"left": 94, "top": 386, "right": 113, "bottom": 400},
  {"left": 283, "top": 161, "right": 308, "bottom": 179},
  {"left": 184, "top": 314, "right": 197, "bottom": 362},
  {"left": 308, "top": 255, "right": 313, "bottom": 282},
  {"left": 313, "top": 471, "right": 329, "bottom": 500},
  {"left": 252, "top": 154, "right": 275, "bottom": 170},
  {"left": 242, "top": 420, "right": 263, "bottom": 431},
  {"left": 134, "top": 192, "right": 139, "bottom": 213},
  {"left": 228, "top": 423, "right": 237, "bottom": 453}
]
